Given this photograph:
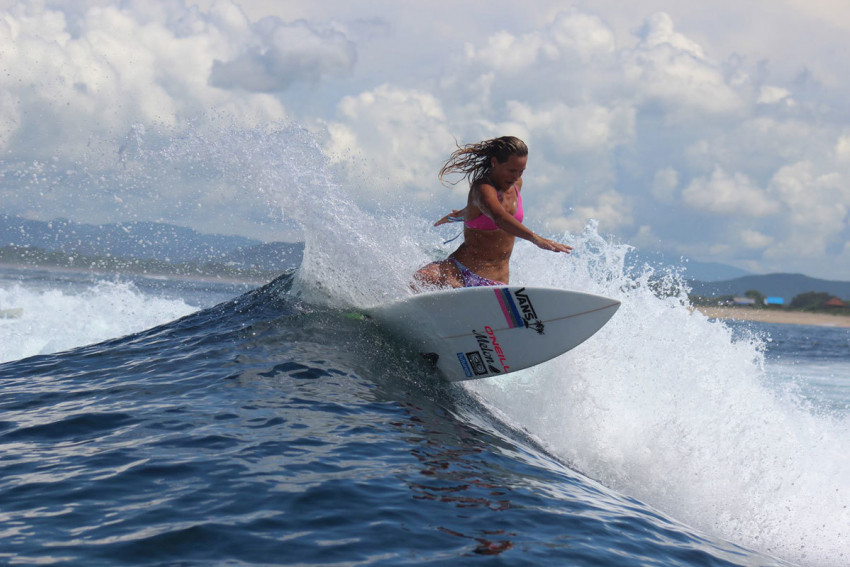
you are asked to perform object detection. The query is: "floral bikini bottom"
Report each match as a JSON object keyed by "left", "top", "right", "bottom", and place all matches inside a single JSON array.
[{"left": 450, "top": 258, "right": 505, "bottom": 287}]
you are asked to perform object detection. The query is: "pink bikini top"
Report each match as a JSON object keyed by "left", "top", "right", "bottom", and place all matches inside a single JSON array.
[{"left": 464, "top": 185, "right": 523, "bottom": 231}]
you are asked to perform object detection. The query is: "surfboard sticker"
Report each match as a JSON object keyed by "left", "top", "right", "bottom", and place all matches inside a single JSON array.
[
  {"left": 495, "top": 287, "right": 545, "bottom": 334},
  {"left": 473, "top": 327, "right": 510, "bottom": 374},
  {"left": 466, "top": 351, "right": 489, "bottom": 376},
  {"left": 494, "top": 288, "right": 524, "bottom": 329},
  {"left": 513, "top": 287, "right": 546, "bottom": 334},
  {"left": 457, "top": 350, "right": 497, "bottom": 377},
  {"left": 456, "top": 353, "right": 474, "bottom": 378}
]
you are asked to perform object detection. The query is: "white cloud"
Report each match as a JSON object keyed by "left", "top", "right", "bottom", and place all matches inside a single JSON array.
[
  {"left": 765, "top": 161, "right": 848, "bottom": 254},
  {"left": 461, "top": 9, "right": 615, "bottom": 72},
  {"left": 631, "top": 224, "right": 660, "bottom": 247},
  {"left": 682, "top": 166, "right": 781, "bottom": 217},
  {"left": 210, "top": 18, "right": 356, "bottom": 92},
  {"left": 0, "top": 1, "right": 360, "bottom": 159},
  {"left": 651, "top": 167, "right": 679, "bottom": 202},
  {"left": 323, "top": 84, "right": 454, "bottom": 198},
  {"left": 837, "top": 133, "right": 850, "bottom": 162},
  {"left": 738, "top": 228, "right": 773, "bottom": 250},
  {"left": 623, "top": 12, "right": 744, "bottom": 116},
  {"left": 549, "top": 190, "right": 633, "bottom": 233},
  {"left": 636, "top": 12, "right": 705, "bottom": 57},
  {"left": 757, "top": 85, "right": 792, "bottom": 105},
  {"left": 504, "top": 100, "right": 635, "bottom": 155}
]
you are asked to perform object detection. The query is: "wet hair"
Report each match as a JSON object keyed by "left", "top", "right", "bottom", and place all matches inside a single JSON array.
[{"left": 438, "top": 136, "right": 528, "bottom": 188}]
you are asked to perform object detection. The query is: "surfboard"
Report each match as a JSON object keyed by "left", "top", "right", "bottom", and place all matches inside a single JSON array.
[
  {"left": 0, "top": 308, "right": 23, "bottom": 319},
  {"left": 366, "top": 286, "right": 620, "bottom": 382}
]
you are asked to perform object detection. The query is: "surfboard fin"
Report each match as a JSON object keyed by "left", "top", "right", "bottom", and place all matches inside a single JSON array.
[{"left": 421, "top": 353, "right": 439, "bottom": 365}]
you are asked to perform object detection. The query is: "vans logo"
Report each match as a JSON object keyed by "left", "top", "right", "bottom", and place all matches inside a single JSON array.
[
  {"left": 515, "top": 288, "right": 545, "bottom": 335},
  {"left": 494, "top": 287, "right": 545, "bottom": 335}
]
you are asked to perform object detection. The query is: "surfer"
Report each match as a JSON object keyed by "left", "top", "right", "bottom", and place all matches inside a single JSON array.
[{"left": 414, "top": 136, "right": 571, "bottom": 289}]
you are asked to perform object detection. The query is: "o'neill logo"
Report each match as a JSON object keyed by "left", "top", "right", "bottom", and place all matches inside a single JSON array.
[
  {"left": 514, "top": 288, "right": 545, "bottom": 335},
  {"left": 473, "top": 327, "right": 510, "bottom": 374}
]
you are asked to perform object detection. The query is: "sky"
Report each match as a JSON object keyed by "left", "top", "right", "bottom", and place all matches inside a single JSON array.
[{"left": 1, "top": 0, "right": 849, "bottom": 279}]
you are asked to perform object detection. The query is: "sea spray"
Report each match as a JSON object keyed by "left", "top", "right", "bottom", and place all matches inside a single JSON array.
[
  {"left": 136, "top": 123, "right": 433, "bottom": 307},
  {"left": 0, "top": 280, "right": 195, "bottom": 363},
  {"left": 467, "top": 224, "right": 850, "bottom": 567}
]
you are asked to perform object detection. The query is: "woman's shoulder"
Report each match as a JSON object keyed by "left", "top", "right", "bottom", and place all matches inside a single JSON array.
[{"left": 472, "top": 176, "right": 496, "bottom": 191}]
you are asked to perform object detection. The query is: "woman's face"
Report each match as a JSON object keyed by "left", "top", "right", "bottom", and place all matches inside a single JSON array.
[{"left": 491, "top": 154, "right": 527, "bottom": 188}]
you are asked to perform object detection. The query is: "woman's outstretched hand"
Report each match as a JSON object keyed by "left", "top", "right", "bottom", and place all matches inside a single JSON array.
[
  {"left": 433, "top": 208, "right": 467, "bottom": 227},
  {"left": 533, "top": 235, "right": 573, "bottom": 254}
]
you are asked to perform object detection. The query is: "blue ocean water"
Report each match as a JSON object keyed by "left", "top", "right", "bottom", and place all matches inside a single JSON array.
[
  {"left": 1, "top": 263, "right": 848, "bottom": 567},
  {"left": 2, "top": 126, "right": 848, "bottom": 566}
]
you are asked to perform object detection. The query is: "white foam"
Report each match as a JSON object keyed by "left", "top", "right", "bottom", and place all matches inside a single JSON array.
[
  {"left": 0, "top": 280, "right": 196, "bottom": 364},
  {"left": 465, "top": 224, "right": 850, "bottom": 567}
]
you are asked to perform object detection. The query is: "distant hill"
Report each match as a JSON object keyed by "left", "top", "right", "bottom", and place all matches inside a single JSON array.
[
  {"left": 626, "top": 250, "right": 751, "bottom": 282},
  {"left": 0, "top": 214, "right": 301, "bottom": 270},
  {"left": 222, "top": 242, "right": 303, "bottom": 271},
  {"left": 690, "top": 273, "right": 850, "bottom": 300}
]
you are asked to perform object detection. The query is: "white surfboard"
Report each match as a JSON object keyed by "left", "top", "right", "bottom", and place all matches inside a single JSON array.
[
  {"left": 366, "top": 286, "right": 620, "bottom": 382},
  {"left": 0, "top": 307, "right": 23, "bottom": 319}
]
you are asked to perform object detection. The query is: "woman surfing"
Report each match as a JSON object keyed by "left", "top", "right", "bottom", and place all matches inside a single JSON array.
[{"left": 414, "top": 136, "right": 572, "bottom": 289}]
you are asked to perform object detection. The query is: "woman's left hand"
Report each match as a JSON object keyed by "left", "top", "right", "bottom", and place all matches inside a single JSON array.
[
  {"left": 434, "top": 208, "right": 467, "bottom": 226},
  {"left": 533, "top": 235, "right": 573, "bottom": 254}
]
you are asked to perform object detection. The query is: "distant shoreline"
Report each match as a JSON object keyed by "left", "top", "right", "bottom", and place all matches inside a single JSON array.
[
  {"left": 0, "top": 262, "right": 277, "bottom": 286},
  {"left": 695, "top": 306, "right": 850, "bottom": 328}
]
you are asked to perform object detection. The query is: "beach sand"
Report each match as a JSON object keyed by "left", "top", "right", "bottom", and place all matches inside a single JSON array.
[{"left": 695, "top": 306, "right": 850, "bottom": 328}]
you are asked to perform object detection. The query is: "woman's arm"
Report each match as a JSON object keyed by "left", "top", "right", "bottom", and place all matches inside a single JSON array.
[{"left": 473, "top": 183, "right": 572, "bottom": 254}]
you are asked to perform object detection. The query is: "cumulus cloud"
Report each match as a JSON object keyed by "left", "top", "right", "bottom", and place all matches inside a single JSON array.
[
  {"left": 323, "top": 84, "right": 454, "bottom": 199},
  {"left": 765, "top": 161, "right": 848, "bottom": 254},
  {"left": 0, "top": 0, "right": 362, "bottom": 161},
  {"left": 623, "top": 13, "right": 745, "bottom": 116},
  {"left": 460, "top": 9, "right": 615, "bottom": 72},
  {"left": 210, "top": 18, "right": 356, "bottom": 92},
  {"left": 651, "top": 167, "right": 679, "bottom": 202},
  {"left": 504, "top": 100, "right": 635, "bottom": 155},
  {"left": 837, "top": 133, "right": 850, "bottom": 162},
  {"left": 757, "top": 85, "right": 792, "bottom": 105},
  {"left": 549, "top": 190, "right": 633, "bottom": 233},
  {"left": 0, "top": 0, "right": 301, "bottom": 159},
  {"left": 630, "top": 224, "right": 661, "bottom": 248},
  {"left": 738, "top": 229, "right": 774, "bottom": 249},
  {"left": 682, "top": 167, "right": 781, "bottom": 217}
]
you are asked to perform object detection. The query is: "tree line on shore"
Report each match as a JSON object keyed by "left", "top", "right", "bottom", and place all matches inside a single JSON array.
[{"left": 689, "top": 289, "right": 848, "bottom": 312}]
